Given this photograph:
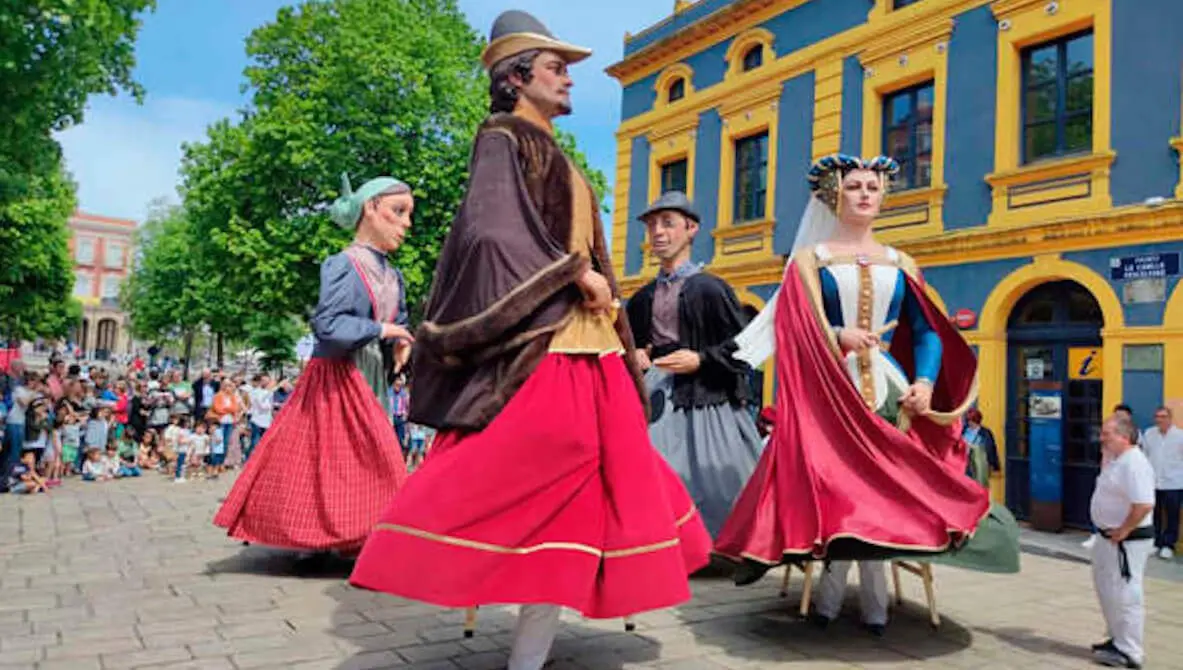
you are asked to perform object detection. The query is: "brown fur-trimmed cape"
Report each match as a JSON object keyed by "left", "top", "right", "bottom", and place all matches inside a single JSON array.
[{"left": 409, "top": 113, "right": 646, "bottom": 431}]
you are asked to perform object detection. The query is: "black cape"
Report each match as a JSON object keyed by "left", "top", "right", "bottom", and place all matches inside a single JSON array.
[{"left": 627, "top": 272, "right": 753, "bottom": 410}]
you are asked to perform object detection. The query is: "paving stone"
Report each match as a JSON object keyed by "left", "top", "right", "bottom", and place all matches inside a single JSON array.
[
  {"left": 100, "top": 646, "right": 193, "bottom": 669},
  {"left": 397, "top": 642, "right": 466, "bottom": 664},
  {"left": 0, "top": 631, "right": 59, "bottom": 652},
  {"left": 42, "top": 635, "right": 142, "bottom": 661},
  {"left": 139, "top": 660, "right": 235, "bottom": 670},
  {"left": 229, "top": 641, "right": 342, "bottom": 669}
]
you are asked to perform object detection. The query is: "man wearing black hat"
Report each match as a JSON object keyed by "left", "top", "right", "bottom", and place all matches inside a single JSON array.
[
  {"left": 626, "top": 192, "right": 763, "bottom": 538},
  {"left": 351, "top": 11, "right": 711, "bottom": 670}
]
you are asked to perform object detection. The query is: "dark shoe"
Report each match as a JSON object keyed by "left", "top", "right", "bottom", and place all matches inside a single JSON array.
[
  {"left": 865, "top": 623, "right": 886, "bottom": 638},
  {"left": 732, "top": 560, "right": 771, "bottom": 586},
  {"left": 1091, "top": 638, "right": 1115, "bottom": 653},
  {"left": 1094, "top": 647, "right": 1140, "bottom": 669},
  {"left": 807, "top": 612, "right": 831, "bottom": 630}
]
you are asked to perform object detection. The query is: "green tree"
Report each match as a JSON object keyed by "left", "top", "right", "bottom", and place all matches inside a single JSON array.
[
  {"left": 0, "top": 167, "right": 80, "bottom": 340},
  {"left": 0, "top": 0, "right": 156, "bottom": 339},
  {"left": 121, "top": 203, "right": 209, "bottom": 373},
  {"left": 179, "top": 0, "right": 609, "bottom": 348}
]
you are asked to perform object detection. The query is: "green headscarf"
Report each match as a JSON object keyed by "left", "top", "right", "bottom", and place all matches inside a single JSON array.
[{"left": 329, "top": 173, "right": 410, "bottom": 230}]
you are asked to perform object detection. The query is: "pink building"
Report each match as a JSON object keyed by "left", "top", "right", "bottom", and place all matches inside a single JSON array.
[{"left": 68, "top": 211, "right": 136, "bottom": 359}]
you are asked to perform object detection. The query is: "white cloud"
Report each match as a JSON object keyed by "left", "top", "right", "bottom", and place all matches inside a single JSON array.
[{"left": 55, "top": 95, "right": 237, "bottom": 223}]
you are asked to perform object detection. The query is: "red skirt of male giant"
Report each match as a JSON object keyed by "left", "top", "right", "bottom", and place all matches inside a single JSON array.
[
  {"left": 349, "top": 353, "right": 712, "bottom": 619},
  {"left": 213, "top": 357, "right": 407, "bottom": 552}
]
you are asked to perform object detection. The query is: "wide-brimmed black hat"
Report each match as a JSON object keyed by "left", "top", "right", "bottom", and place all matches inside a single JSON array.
[
  {"left": 638, "top": 191, "right": 701, "bottom": 224},
  {"left": 481, "top": 10, "right": 592, "bottom": 70}
]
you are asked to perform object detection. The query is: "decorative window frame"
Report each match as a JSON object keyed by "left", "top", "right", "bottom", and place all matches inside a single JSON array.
[
  {"left": 713, "top": 85, "right": 780, "bottom": 269},
  {"left": 75, "top": 236, "right": 96, "bottom": 265},
  {"left": 653, "top": 63, "right": 696, "bottom": 110},
  {"left": 987, "top": 0, "right": 1113, "bottom": 228},
  {"left": 724, "top": 28, "right": 776, "bottom": 80},
  {"left": 859, "top": 14, "right": 952, "bottom": 243},
  {"left": 73, "top": 271, "right": 94, "bottom": 298}
]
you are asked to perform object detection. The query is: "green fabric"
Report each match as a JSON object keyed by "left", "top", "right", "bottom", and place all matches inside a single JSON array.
[
  {"left": 877, "top": 383, "right": 1020, "bottom": 574},
  {"left": 352, "top": 339, "right": 390, "bottom": 418},
  {"left": 967, "top": 442, "right": 991, "bottom": 488},
  {"left": 329, "top": 173, "right": 409, "bottom": 230},
  {"left": 927, "top": 502, "right": 1021, "bottom": 574}
]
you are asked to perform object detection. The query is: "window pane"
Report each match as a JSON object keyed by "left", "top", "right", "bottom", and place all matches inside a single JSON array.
[
  {"left": 1064, "top": 114, "right": 1092, "bottom": 153},
  {"left": 1025, "top": 44, "right": 1058, "bottom": 85},
  {"left": 1066, "top": 73, "right": 1093, "bottom": 114},
  {"left": 73, "top": 274, "right": 93, "bottom": 298},
  {"left": 1024, "top": 83, "right": 1057, "bottom": 124},
  {"left": 1066, "top": 32, "right": 1094, "bottom": 75},
  {"left": 886, "top": 128, "right": 910, "bottom": 159},
  {"left": 668, "top": 78, "right": 685, "bottom": 103},
  {"left": 104, "top": 243, "right": 123, "bottom": 268},
  {"left": 76, "top": 239, "right": 94, "bottom": 264},
  {"left": 916, "top": 120, "right": 933, "bottom": 154},
  {"left": 915, "top": 154, "right": 933, "bottom": 188},
  {"left": 102, "top": 276, "right": 121, "bottom": 298},
  {"left": 733, "top": 133, "right": 768, "bottom": 222},
  {"left": 1014, "top": 296, "right": 1055, "bottom": 324},
  {"left": 887, "top": 93, "right": 911, "bottom": 125},
  {"left": 661, "top": 159, "right": 688, "bottom": 194},
  {"left": 916, "top": 85, "right": 934, "bottom": 116},
  {"left": 742, "top": 45, "right": 763, "bottom": 72},
  {"left": 1067, "top": 288, "right": 1102, "bottom": 323},
  {"left": 1024, "top": 122, "right": 1057, "bottom": 162}
]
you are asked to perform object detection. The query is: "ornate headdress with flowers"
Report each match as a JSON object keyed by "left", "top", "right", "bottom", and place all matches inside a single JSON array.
[{"left": 807, "top": 154, "right": 900, "bottom": 213}]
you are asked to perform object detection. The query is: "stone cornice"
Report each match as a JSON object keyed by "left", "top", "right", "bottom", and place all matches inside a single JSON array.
[
  {"left": 608, "top": 0, "right": 792, "bottom": 83},
  {"left": 991, "top": 0, "right": 1050, "bottom": 20},
  {"left": 859, "top": 14, "right": 954, "bottom": 64},
  {"left": 900, "top": 202, "right": 1183, "bottom": 267}
]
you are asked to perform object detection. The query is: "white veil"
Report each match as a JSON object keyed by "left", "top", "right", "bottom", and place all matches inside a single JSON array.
[{"left": 732, "top": 195, "right": 839, "bottom": 367}]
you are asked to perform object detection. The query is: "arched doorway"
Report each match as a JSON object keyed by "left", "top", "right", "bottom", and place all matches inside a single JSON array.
[
  {"left": 96, "top": 318, "right": 118, "bottom": 360},
  {"left": 1005, "top": 280, "right": 1103, "bottom": 530}
]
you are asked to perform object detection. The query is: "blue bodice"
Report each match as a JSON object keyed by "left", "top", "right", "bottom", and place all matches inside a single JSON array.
[{"left": 814, "top": 245, "right": 941, "bottom": 409}]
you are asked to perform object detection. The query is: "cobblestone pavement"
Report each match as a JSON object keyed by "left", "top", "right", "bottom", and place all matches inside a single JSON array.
[{"left": 4, "top": 474, "right": 1183, "bottom": 670}]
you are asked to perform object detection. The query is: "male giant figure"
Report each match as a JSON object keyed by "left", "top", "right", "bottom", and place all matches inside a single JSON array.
[{"left": 351, "top": 11, "right": 711, "bottom": 670}]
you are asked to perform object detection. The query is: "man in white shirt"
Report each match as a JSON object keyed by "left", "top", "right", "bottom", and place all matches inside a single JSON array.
[
  {"left": 1089, "top": 413, "right": 1155, "bottom": 669},
  {"left": 246, "top": 374, "right": 275, "bottom": 463},
  {"left": 1142, "top": 406, "right": 1183, "bottom": 560}
]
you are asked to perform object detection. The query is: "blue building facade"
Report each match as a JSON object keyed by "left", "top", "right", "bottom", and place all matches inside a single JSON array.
[{"left": 608, "top": 0, "right": 1183, "bottom": 533}]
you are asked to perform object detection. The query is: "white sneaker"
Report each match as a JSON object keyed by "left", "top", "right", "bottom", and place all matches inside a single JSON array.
[
  {"left": 1158, "top": 547, "right": 1174, "bottom": 560},
  {"left": 174, "top": 478, "right": 187, "bottom": 484},
  {"left": 1082, "top": 535, "right": 1097, "bottom": 549}
]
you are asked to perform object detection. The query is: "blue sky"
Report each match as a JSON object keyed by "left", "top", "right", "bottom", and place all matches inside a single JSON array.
[{"left": 55, "top": 1, "right": 671, "bottom": 222}]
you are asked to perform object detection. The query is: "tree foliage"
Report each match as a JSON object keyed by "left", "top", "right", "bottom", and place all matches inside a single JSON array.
[
  {"left": 0, "top": 0, "right": 155, "bottom": 199},
  {"left": 0, "top": 167, "right": 80, "bottom": 340},
  {"left": 0, "top": 0, "right": 155, "bottom": 340},
  {"left": 159, "top": 0, "right": 609, "bottom": 359},
  {"left": 121, "top": 203, "right": 205, "bottom": 341}
]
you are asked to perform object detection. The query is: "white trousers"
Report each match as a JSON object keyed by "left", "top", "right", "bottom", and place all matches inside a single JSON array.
[
  {"left": 1091, "top": 536, "right": 1153, "bottom": 664},
  {"left": 815, "top": 560, "right": 889, "bottom": 625},
  {"left": 508, "top": 604, "right": 562, "bottom": 670}
]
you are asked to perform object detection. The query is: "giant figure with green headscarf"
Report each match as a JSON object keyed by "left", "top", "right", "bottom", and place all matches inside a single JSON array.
[{"left": 214, "top": 174, "right": 414, "bottom": 559}]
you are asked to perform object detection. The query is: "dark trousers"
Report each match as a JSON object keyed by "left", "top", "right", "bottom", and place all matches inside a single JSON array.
[
  {"left": 393, "top": 419, "right": 407, "bottom": 452},
  {"left": 246, "top": 423, "right": 266, "bottom": 462},
  {"left": 1154, "top": 489, "right": 1182, "bottom": 549}
]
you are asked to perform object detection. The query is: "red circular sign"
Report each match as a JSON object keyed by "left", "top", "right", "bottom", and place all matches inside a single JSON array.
[{"left": 953, "top": 309, "right": 977, "bottom": 330}]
